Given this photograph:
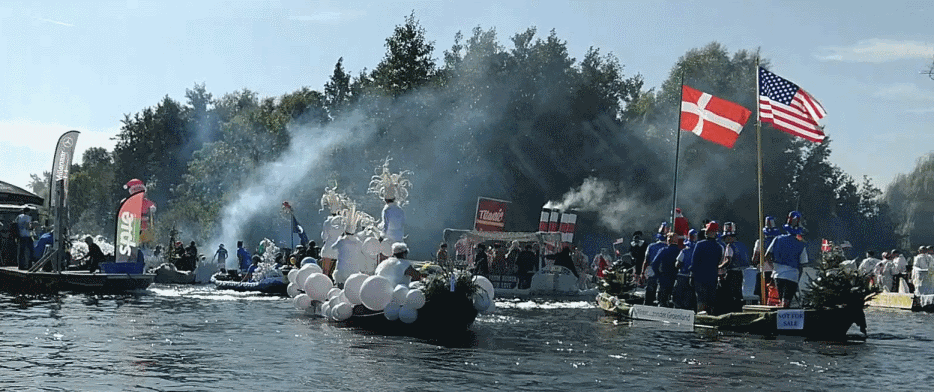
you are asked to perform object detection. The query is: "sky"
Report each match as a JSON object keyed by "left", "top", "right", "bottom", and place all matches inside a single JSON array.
[{"left": 2, "top": 0, "right": 933, "bottom": 194}]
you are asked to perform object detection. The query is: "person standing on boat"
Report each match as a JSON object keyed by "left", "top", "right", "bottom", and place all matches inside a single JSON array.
[
  {"left": 436, "top": 242, "right": 449, "bottom": 269},
  {"left": 16, "top": 207, "right": 33, "bottom": 270},
  {"left": 673, "top": 229, "right": 698, "bottom": 310},
  {"left": 241, "top": 255, "right": 261, "bottom": 282},
  {"left": 593, "top": 248, "right": 612, "bottom": 282},
  {"left": 213, "top": 244, "right": 228, "bottom": 271},
  {"left": 472, "top": 243, "right": 490, "bottom": 277},
  {"left": 628, "top": 231, "right": 648, "bottom": 280},
  {"left": 858, "top": 250, "right": 881, "bottom": 277},
  {"left": 720, "top": 223, "right": 750, "bottom": 313},
  {"left": 891, "top": 249, "right": 910, "bottom": 293},
  {"left": 237, "top": 241, "right": 252, "bottom": 273},
  {"left": 913, "top": 246, "right": 934, "bottom": 295},
  {"left": 641, "top": 222, "right": 669, "bottom": 305},
  {"left": 766, "top": 213, "right": 809, "bottom": 308},
  {"left": 652, "top": 233, "right": 681, "bottom": 307},
  {"left": 320, "top": 188, "right": 345, "bottom": 277},
  {"left": 331, "top": 202, "right": 368, "bottom": 285},
  {"left": 752, "top": 216, "right": 782, "bottom": 300},
  {"left": 515, "top": 244, "right": 537, "bottom": 289},
  {"left": 572, "top": 245, "right": 591, "bottom": 289},
  {"left": 375, "top": 242, "right": 419, "bottom": 287},
  {"left": 691, "top": 221, "right": 723, "bottom": 314},
  {"left": 84, "top": 236, "right": 106, "bottom": 273}
]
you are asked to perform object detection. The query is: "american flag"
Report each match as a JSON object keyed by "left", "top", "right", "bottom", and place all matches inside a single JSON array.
[{"left": 758, "top": 67, "right": 827, "bottom": 143}]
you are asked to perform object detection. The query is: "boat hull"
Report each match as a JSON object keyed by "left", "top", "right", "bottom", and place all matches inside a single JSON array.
[
  {"left": 596, "top": 292, "right": 866, "bottom": 341},
  {"left": 211, "top": 274, "right": 288, "bottom": 295},
  {"left": 0, "top": 266, "right": 154, "bottom": 294},
  {"left": 329, "top": 290, "right": 479, "bottom": 338}
]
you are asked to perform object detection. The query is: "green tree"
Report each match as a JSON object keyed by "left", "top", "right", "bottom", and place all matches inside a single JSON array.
[
  {"left": 370, "top": 12, "right": 437, "bottom": 96},
  {"left": 324, "top": 57, "right": 352, "bottom": 117}
]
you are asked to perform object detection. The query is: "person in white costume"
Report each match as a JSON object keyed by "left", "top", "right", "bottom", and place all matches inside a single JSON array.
[
  {"left": 874, "top": 252, "right": 895, "bottom": 292},
  {"left": 375, "top": 242, "right": 419, "bottom": 287},
  {"left": 320, "top": 188, "right": 345, "bottom": 276},
  {"left": 331, "top": 202, "right": 368, "bottom": 286},
  {"left": 367, "top": 158, "right": 412, "bottom": 253},
  {"left": 891, "top": 250, "right": 909, "bottom": 293},
  {"left": 912, "top": 246, "right": 933, "bottom": 295},
  {"left": 857, "top": 250, "right": 881, "bottom": 277}
]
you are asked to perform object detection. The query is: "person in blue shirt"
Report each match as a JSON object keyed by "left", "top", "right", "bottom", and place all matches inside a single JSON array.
[
  {"left": 691, "top": 221, "right": 724, "bottom": 314},
  {"left": 720, "top": 222, "right": 751, "bottom": 313},
  {"left": 33, "top": 229, "right": 53, "bottom": 261},
  {"left": 766, "top": 212, "right": 808, "bottom": 308},
  {"left": 237, "top": 241, "right": 252, "bottom": 273},
  {"left": 241, "top": 255, "right": 261, "bottom": 282},
  {"left": 673, "top": 229, "right": 698, "bottom": 310},
  {"left": 652, "top": 233, "right": 681, "bottom": 307},
  {"left": 641, "top": 222, "right": 669, "bottom": 306}
]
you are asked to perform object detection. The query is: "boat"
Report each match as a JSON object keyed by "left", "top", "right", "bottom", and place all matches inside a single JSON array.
[
  {"left": 0, "top": 265, "right": 153, "bottom": 293},
  {"left": 0, "top": 131, "right": 155, "bottom": 294},
  {"left": 442, "top": 228, "right": 596, "bottom": 299},
  {"left": 152, "top": 262, "right": 216, "bottom": 284},
  {"left": 211, "top": 272, "right": 288, "bottom": 295},
  {"left": 596, "top": 292, "right": 867, "bottom": 340},
  {"left": 868, "top": 292, "right": 934, "bottom": 312},
  {"left": 324, "top": 288, "right": 479, "bottom": 338}
]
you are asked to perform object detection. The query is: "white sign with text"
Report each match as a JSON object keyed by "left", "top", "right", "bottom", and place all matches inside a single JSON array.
[
  {"left": 776, "top": 309, "right": 805, "bottom": 330},
  {"left": 629, "top": 305, "right": 695, "bottom": 325}
]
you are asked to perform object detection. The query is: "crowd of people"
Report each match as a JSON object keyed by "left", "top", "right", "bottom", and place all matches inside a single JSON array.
[
  {"left": 618, "top": 210, "right": 810, "bottom": 315},
  {"left": 850, "top": 246, "right": 934, "bottom": 295}
]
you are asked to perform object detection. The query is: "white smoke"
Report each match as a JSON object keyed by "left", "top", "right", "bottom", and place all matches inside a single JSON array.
[{"left": 544, "top": 177, "right": 665, "bottom": 232}]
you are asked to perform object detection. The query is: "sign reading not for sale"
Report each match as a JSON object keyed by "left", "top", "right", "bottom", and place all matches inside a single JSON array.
[{"left": 475, "top": 197, "right": 510, "bottom": 232}]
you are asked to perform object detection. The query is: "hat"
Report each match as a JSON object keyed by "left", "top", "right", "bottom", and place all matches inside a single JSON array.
[
  {"left": 705, "top": 221, "right": 719, "bottom": 233},
  {"left": 392, "top": 242, "right": 409, "bottom": 255}
]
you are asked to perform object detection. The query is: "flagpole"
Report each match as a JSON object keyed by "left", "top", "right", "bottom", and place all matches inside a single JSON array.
[
  {"left": 672, "top": 71, "right": 684, "bottom": 227},
  {"left": 755, "top": 57, "right": 767, "bottom": 305}
]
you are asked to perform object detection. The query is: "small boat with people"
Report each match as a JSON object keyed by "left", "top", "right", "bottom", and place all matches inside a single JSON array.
[{"left": 441, "top": 228, "right": 597, "bottom": 299}]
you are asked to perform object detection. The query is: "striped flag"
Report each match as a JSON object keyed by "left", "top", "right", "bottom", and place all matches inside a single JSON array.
[
  {"left": 758, "top": 67, "right": 827, "bottom": 143},
  {"left": 681, "top": 85, "right": 752, "bottom": 148}
]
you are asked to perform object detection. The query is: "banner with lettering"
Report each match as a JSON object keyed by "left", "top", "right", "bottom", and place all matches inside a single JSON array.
[
  {"left": 49, "top": 130, "right": 80, "bottom": 210},
  {"left": 474, "top": 197, "right": 509, "bottom": 232},
  {"left": 115, "top": 191, "right": 144, "bottom": 263}
]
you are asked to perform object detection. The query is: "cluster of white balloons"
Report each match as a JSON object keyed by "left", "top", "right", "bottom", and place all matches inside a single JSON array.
[{"left": 286, "top": 264, "right": 432, "bottom": 324}]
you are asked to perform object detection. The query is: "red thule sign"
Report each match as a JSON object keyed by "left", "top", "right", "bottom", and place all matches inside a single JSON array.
[{"left": 475, "top": 197, "right": 509, "bottom": 232}]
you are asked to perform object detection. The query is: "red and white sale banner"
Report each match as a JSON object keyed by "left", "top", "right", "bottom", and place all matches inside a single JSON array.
[{"left": 475, "top": 197, "right": 510, "bottom": 232}]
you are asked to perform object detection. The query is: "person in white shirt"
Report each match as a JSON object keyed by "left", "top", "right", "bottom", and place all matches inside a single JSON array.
[
  {"left": 891, "top": 249, "right": 909, "bottom": 293},
  {"left": 912, "top": 246, "right": 933, "bottom": 295},
  {"left": 375, "top": 242, "right": 419, "bottom": 287},
  {"left": 857, "top": 251, "right": 881, "bottom": 277},
  {"left": 875, "top": 252, "right": 896, "bottom": 292}
]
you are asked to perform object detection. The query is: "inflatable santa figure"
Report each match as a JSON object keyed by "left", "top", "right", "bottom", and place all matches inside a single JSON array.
[
  {"left": 367, "top": 159, "right": 412, "bottom": 258},
  {"left": 125, "top": 179, "right": 157, "bottom": 245}
]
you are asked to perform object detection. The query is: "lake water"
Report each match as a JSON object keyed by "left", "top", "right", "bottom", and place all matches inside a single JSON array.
[{"left": 2, "top": 285, "right": 932, "bottom": 391}]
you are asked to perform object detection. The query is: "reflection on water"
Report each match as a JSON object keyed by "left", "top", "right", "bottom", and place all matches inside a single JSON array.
[{"left": 1, "top": 285, "right": 933, "bottom": 391}]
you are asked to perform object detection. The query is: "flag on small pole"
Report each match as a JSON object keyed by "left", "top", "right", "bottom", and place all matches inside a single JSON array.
[
  {"left": 680, "top": 85, "right": 752, "bottom": 148},
  {"left": 758, "top": 67, "right": 827, "bottom": 142}
]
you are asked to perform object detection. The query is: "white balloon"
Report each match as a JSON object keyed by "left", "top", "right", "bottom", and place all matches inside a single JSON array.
[
  {"left": 380, "top": 239, "right": 392, "bottom": 257},
  {"left": 392, "top": 285, "right": 409, "bottom": 304},
  {"left": 320, "top": 304, "right": 331, "bottom": 318},
  {"left": 293, "top": 294, "right": 312, "bottom": 310},
  {"left": 405, "top": 289, "right": 426, "bottom": 310},
  {"left": 362, "top": 237, "right": 381, "bottom": 257},
  {"left": 305, "top": 273, "right": 334, "bottom": 302},
  {"left": 286, "top": 283, "right": 300, "bottom": 298},
  {"left": 383, "top": 300, "right": 401, "bottom": 321},
  {"left": 343, "top": 273, "right": 368, "bottom": 305},
  {"left": 334, "top": 302, "right": 354, "bottom": 321},
  {"left": 302, "top": 262, "right": 323, "bottom": 274},
  {"left": 408, "top": 281, "right": 425, "bottom": 291},
  {"left": 473, "top": 275, "right": 495, "bottom": 299},
  {"left": 360, "top": 275, "right": 394, "bottom": 311},
  {"left": 472, "top": 292, "right": 491, "bottom": 312},
  {"left": 288, "top": 268, "right": 300, "bottom": 284},
  {"left": 295, "top": 267, "right": 315, "bottom": 291},
  {"left": 328, "top": 287, "right": 342, "bottom": 300},
  {"left": 399, "top": 305, "right": 418, "bottom": 324}
]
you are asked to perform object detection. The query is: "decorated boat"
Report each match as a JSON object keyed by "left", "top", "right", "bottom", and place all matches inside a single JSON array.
[
  {"left": 287, "top": 263, "right": 492, "bottom": 338},
  {"left": 441, "top": 228, "right": 596, "bottom": 299},
  {"left": 211, "top": 272, "right": 287, "bottom": 295}
]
